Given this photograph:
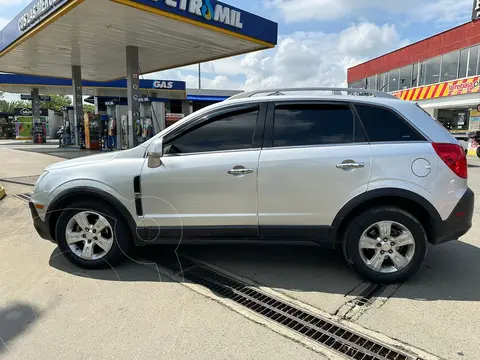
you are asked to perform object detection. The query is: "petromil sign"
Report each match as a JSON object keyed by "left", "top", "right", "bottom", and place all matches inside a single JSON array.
[{"left": 163, "top": 0, "right": 243, "bottom": 29}]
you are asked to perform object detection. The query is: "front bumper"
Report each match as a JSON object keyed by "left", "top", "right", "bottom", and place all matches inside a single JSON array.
[
  {"left": 29, "top": 201, "right": 54, "bottom": 243},
  {"left": 434, "top": 188, "right": 474, "bottom": 245}
]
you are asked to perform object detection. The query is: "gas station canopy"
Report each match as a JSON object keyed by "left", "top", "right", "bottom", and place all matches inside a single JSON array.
[
  {"left": 0, "top": 0, "right": 278, "bottom": 81},
  {"left": 0, "top": 0, "right": 277, "bottom": 150},
  {"left": 0, "top": 74, "right": 186, "bottom": 98}
]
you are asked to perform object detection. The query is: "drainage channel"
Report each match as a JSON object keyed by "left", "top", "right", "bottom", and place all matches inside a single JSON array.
[
  {"left": 0, "top": 175, "right": 39, "bottom": 186},
  {"left": 354, "top": 284, "right": 386, "bottom": 307},
  {"left": 12, "top": 193, "right": 32, "bottom": 202},
  {"left": 155, "top": 254, "right": 419, "bottom": 360}
]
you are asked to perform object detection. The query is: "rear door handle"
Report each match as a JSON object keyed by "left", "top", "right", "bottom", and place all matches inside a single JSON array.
[{"left": 336, "top": 162, "right": 365, "bottom": 169}]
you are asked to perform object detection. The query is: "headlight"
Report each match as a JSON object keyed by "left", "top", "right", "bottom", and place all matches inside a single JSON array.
[{"left": 34, "top": 171, "right": 49, "bottom": 188}]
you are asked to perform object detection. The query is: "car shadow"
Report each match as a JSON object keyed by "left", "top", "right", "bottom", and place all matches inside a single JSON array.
[
  {"left": 49, "top": 239, "right": 480, "bottom": 303},
  {"left": 48, "top": 247, "right": 178, "bottom": 283},
  {"left": 0, "top": 303, "right": 42, "bottom": 354}
]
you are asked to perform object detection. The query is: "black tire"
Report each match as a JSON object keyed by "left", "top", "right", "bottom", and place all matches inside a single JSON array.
[
  {"left": 55, "top": 200, "right": 132, "bottom": 269},
  {"left": 343, "top": 207, "right": 427, "bottom": 284},
  {"left": 476, "top": 147, "right": 480, "bottom": 158}
]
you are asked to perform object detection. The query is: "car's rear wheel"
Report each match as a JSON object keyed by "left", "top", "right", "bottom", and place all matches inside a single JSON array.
[
  {"left": 476, "top": 147, "right": 480, "bottom": 158},
  {"left": 55, "top": 200, "right": 131, "bottom": 269},
  {"left": 343, "top": 207, "right": 427, "bottom": 284}
]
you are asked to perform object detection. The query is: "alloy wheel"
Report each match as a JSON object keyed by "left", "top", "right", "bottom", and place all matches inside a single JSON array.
[
  {"left": 65, "top": 211, "right": 114, "bottom": 261},
  {"left": 358, "top": 221, "right": 415, "bottom": 273}
]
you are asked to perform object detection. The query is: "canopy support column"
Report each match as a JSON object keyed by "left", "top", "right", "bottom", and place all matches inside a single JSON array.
[
  {"left": 94, "top": 96, "right": 100, "bottom": 114},
  {"left": 31, "top": 88, "right": 40, "bottom": 118},
  {"left": 31, "top": 88, "right": 40, "bottom": 143},
  {"left": 72, "top": 65, "right": 83, "bottom": 147},
  {"left": 126, "top": 46, "right": 140, "bottom": 148}
]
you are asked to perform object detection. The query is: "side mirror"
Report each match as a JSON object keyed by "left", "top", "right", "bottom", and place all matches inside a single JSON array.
[{"left": 148, "top": 138, "right": 164, "bottom": 168}]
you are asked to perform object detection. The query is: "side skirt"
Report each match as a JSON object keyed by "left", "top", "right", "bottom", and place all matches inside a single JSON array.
[{"left": 135, "top": 225, "right": 334, "bottom": 248}]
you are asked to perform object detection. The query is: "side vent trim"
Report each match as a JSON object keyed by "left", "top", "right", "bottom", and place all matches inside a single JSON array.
[{"left": 133, "top": 176, "right": 143, "bottom": 216}]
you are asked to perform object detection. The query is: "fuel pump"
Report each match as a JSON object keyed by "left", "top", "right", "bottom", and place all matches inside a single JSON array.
[
  {"left": 105, "top": 99, "right": 127, "bottom": 150},
  {"left": 138, "top": 96, "right": 166, "bottom": 144},
  {"left": 84, "top": 113, "right": 101, "bottom": 150},
  {"left": 61, "top": 106, "right": 74, "bottom": 146}
]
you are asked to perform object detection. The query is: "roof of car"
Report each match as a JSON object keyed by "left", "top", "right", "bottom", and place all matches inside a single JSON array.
[{"left": 222, "top": 94, "right": 409, "bottom": 109}]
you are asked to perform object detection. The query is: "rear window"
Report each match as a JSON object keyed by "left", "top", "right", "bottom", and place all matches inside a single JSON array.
[
  {"left": 273, "top": 103, "right": 356, "bottom": 147},
  {"left": 354, "top": 104, "right": 424, "bottom": 142}
]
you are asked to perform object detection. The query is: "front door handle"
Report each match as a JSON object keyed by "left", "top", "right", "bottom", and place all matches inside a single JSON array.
[
  {"left": 228, "top": 168, "right": 254, "bottom": 175},
  {"left": 336, "top": 162, "right": 365, "bottom": 169}
]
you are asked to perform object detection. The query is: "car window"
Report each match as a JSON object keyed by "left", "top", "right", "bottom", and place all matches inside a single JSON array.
[
  {"left": 273, "top": 103, "right": 359, "bottom": 147},
  {"left": 354, "top": 104, "right": 424, "bottom": 142},
  {"left": 164, "top": 107, "right": 259, "bottom": 155}
]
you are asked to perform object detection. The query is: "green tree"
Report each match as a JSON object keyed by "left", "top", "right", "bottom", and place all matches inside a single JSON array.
[
  {"left": 83, "top": 104, "right": 95, "bottom": 113},
  {"left": 0, "top": 100, "right": 30, "bottom": 113},
  {"left": 41, "top": 94, "right": 72, "bottom": 114}
]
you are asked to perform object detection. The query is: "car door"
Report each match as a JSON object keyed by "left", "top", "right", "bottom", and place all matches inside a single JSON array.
[
  {"left": 140, "top": 104, "right": 265, "bottom": 239},
  {"left": 257, "top": 101, "right": 372, "bottom": 241}
]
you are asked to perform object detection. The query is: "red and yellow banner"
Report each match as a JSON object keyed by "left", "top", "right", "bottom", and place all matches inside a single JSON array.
[{"left": 392, "top": 76, "right": 480, "bottom": 101}]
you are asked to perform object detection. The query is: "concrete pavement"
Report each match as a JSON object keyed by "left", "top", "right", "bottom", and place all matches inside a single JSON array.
[
  {"left": 0, "top": 144, "right": 330, "bottom": 360},
  {"left": 0, "top": 147, "right": 61, "bottom": 179}
]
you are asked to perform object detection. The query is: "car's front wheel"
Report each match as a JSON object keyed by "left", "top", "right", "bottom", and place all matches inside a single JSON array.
[
  {"left": 343, "top": 207, "right": 427, "bottom": 284},
  {"left": 55, "top": 200, "right": 131, "bottom": 269}
]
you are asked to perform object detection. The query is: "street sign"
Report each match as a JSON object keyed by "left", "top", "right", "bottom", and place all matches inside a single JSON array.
[
  {"left": 20, "top": 94, "right": 52, "bottom": 101},
  {"left": 14, "top": 108, "right": 49, "bottom": 116}
]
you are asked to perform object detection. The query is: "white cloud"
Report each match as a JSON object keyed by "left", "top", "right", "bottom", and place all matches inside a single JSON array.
[
  {"left": 266, "top": 0, "right": 472, "bottom": 24},
  {"left": 203, "top": 56, "right": 246, "bottom": 76},
  {"left": 145, "top": 22, "right": 406, "bottom": 91},
  {"left": 143, "top": 68, "right": 244, "bottom": 90},
  {"left": 242, "top": 23, "right": 405, "bottom": 90},
  {"left": 415, "top": 0, "right": 473, "bottom": 24}
]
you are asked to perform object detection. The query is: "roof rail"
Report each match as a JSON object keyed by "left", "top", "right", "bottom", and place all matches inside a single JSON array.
[{"left": 227, "top": 87, "right": 398, "bottom": 101}]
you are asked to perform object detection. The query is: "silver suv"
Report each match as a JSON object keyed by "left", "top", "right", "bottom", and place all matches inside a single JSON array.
[{"left": 29, "top": 88, "right": 474, "bottom": 284}]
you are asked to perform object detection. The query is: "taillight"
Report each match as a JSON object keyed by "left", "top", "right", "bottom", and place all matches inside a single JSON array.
[{"left": 432, "top": 143, "right": 468, "bottom": 179}]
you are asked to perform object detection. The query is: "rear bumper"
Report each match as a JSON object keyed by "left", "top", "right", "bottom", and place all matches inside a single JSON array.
[
  {"left": 434, "top": 188, "right": 474, "bottom": 245},
  {"left": 29, "top": 201, "right": 55, "bottom": 243}
]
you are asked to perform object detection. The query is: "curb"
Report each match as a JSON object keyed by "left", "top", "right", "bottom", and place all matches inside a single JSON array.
[{"left": 0, "top": 185, "right": 5, "bottom": 201}]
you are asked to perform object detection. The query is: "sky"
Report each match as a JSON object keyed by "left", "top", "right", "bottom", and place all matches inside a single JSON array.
[{"left": 0, "top": 0, "right": 476, "bottom": 94}]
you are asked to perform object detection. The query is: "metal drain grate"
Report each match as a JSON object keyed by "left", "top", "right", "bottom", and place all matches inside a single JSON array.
[
  {"left": 354, "top": 284, "right": 386, "bottom": 307},
  {"left": 157, "top": 255, "right": 416, "bottom": 360},
  {"left": 13, "top": 193, "right": 32, "bottom": 202},
  {"left": 152, "top": 253, "right": 198, "bottom": 274}
]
